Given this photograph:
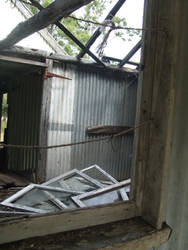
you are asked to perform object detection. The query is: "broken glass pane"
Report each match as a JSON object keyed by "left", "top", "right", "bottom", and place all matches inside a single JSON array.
[
  {"left": 12, "top": 188, "right": 78, "bottom": 212},
  {"left": 46, "top": 176, "right": 98, "bottom": 193},
  {"left": 82, "top": 190, "right": 122, "bottom": 207}
]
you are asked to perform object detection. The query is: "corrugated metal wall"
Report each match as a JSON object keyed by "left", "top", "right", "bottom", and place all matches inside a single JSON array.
[
  {"left": 7, "top": 74, "right": 42, "bottom": 173},
  {"left": 46, "top": 62, "right": 138, "bottom": 180}
]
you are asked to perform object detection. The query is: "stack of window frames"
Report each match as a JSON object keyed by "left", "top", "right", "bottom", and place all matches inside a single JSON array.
[{"left": 1, "top": 166, "right": 130, "bottom": 214}]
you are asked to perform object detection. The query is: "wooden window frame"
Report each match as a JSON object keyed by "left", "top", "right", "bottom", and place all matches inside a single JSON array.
[{"left": 0, "top": 0, "right": 177, "bottom": 246}]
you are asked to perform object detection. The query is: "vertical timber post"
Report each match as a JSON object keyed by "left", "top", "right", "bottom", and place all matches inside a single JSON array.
[
  {"left": 37, "top": 59, "right": 53, "bottom": 182},
  {"left": 132, "top": 0, "right": 180, "bottom": 229}
]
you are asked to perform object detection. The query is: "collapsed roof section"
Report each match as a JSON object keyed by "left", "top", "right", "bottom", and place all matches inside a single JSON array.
[
  {"left": 5, "top": 0, "right": 142, "bottom": 69},
  {"left": 14, "top": 0, "right": 66, "bottom": 54}
]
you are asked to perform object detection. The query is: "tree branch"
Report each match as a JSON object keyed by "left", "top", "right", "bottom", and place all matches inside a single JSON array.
[{"left": 0, "top": 0, "right": 94, "bottom": 50}]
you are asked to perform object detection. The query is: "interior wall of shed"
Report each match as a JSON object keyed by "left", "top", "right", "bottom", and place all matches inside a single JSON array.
[
  {"left": 0, "top": 71, "right": 43, "bottom": 180},
  {"left": 46, "top": 62, "right": 138, "bottom": 181}
]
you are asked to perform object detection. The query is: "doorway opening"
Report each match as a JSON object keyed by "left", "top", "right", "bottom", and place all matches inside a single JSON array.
[{"left": 1, "top": 93, "right": 8, "bottom": 143}]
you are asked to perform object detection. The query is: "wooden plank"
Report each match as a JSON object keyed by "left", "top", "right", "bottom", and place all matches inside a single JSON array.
[
  {"left": 132, "top": 0, "right": 179, "bottom": 228},
  {"left": 0, "top": 46, "right": 138, "bottom": 75},
  {"left": 0, "top": 217, "right": 171, "bottom": 249},
  {"left": 100, "top": 223, "right": 171, "bottom": 250},
  {"left": 0, "top": 201, "right": 137, "bottom": 244},
  {"left": 131, "top": 0, "right": 156, "bottom": 218},
  {"left": 37, "top": 59, "right": 53, "bottom": 182},
  {"left": 0, "top": 55, "right": 47, "bottom": 68},
  {"left": 87, "top": 125, "right": 133, "bottom": 136}
]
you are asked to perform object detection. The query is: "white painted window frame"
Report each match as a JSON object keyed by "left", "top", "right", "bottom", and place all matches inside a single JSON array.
[
  {"left": 81, "top": 164, "right": 130, "bottom": 200},
  {"left": 42, "top": 168, "right": 104, "bottom": 190},
  {"left": 81, "top": 164, "right": 119, "bottom": 184},
  {"left": 1, "top": 184, "right": 82, "bottom": 213},
  {"left": 72, "top": 179, "right": 130, "bottom": 208}
]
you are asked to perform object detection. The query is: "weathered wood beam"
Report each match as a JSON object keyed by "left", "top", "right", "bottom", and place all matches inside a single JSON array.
[
  {"left": 0, "top": 55, "right": 47, "bottom": 68},
  {"left": 118, "top": 40, "right": 142, "bottom": 68},
  {"left": 0, "top": 217, "right": 171, "bottom": 249},
  {"left": 78, "top": 0, "right": 127, "bottom": 59},
  {"left": 0, "top": 46, "right": 139, "bottom": 74},
  {"left": 29, "top": 0, "right": 104, "bottom": 65},
  {"left": 37, "top": 59, "right": 53, "bottom": 182},
  {"left": 131, "top": 0, "right": 179, "bottom": 229},
  {"left": 87, "top": 125, "right": 133, "bottom": 136},
  {"left": 0, "top": 201, "right": 137, "bottom": 244},
  {"left": 0, "top": 0, "right": 94, "bottom": 50}
]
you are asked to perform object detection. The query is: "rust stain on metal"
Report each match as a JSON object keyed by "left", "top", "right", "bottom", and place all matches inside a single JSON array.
[{"left": 44, "top": 68, "right": 72, "bottom": 80}]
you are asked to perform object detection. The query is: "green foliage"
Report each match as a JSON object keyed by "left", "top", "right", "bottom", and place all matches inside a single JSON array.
[
  {"left": 24, "top": 0, "right": 140, "bottom": 57},
  {"left": 2, "top": 94, "right": 8, "bottom": 118},
  {"left": 0, "top": 119, "right": 7, "bottom": 141}
]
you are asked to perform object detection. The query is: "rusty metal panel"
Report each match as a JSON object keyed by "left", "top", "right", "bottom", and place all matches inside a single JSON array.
[
  {"left": 7, "top": 74, "right": 42, "bottom": 173},
  {"left": 46, "top": 62, "right": 138, "bottom": 181}
]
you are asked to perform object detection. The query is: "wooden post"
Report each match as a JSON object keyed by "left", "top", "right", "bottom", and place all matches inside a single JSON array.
[
  {"left": 132, "top": 0, "right": 180, "bottom": 229},
  {"left": 37, "top": 59, "right": 53, "bottom": 182}
]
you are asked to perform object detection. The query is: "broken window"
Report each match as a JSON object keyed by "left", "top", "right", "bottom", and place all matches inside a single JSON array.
[
  {"left": 42, "top": 169, "right": 104, "bottom": 192},
  {"left": 1, "top": 184, "right": 82, "bottom": 213},
  {"left": 72, "top": 179, "right": 130, "bottom": 208},
  {"left": 1, "top": 167, "right": 130, "bottom": 214}
]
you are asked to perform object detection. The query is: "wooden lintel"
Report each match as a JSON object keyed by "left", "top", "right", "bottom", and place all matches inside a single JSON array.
[
  {"left": 0, "top": 217, "right": 171, "bottom": 250},
  {"left": 0, "top": 55, "right": 47, "bottom": 68},
  {"left": 87, "top": 125, "right": 133, "bottom": 136}
]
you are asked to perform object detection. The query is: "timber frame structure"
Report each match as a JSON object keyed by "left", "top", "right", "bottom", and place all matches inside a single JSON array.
[
  {"left": 0, "top": 0, "right": 184, "bottom": 248},
  {"left": 13, "top": 0, "right": 141, "bottom": 68},
  {"left": 15, "top": 0, "right": 66, "bottom": 54}
]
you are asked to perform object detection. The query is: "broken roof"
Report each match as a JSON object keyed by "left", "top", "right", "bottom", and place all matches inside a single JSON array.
[{"left": 14, "top": 1, "right": 66, "bottom": 55}]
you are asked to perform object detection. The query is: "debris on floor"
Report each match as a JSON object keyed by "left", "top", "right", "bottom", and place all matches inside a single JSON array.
[
  {"left": 1, "top": 165, "right": 130, "bottom": 215},
  {"left": 0, "top": 172, "right": 30, "bottom": 189}
]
